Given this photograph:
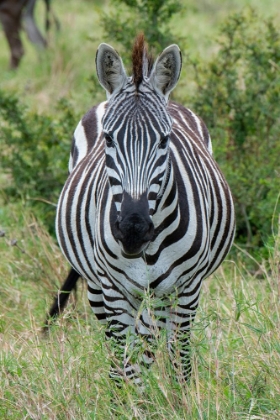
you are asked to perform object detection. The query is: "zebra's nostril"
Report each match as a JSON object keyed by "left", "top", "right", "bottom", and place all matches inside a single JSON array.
[
  {"left": 114, "top": 220, "right": 124, "bottom": 240},
  {"left": 143, "top": 222, "right": 154, "bottom": 241}
]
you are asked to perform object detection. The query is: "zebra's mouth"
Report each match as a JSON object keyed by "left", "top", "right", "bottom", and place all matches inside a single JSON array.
[
  {"left": 121, "top": 250, "right": 144, "bottom": 259},
  {"left": 120, "top": 241, "right": 150, "bottom": 259}
]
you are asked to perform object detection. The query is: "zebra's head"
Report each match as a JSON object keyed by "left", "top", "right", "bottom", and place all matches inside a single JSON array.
[{"left": 96, "top": 35, "right": 182, "bottom": 258}]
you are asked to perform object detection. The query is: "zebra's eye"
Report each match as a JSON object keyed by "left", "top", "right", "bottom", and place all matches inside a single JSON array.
[
  {"left": 104, "top": 133, "right": 114, "bottom": 147},
  {"left": 159, "top": 135, "right": 169, "bottom": 149}
]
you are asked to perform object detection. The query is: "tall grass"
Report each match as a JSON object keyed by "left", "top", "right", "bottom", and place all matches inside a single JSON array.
[{"left": 0, "top": 208, "right": 279, "bottom": 418}]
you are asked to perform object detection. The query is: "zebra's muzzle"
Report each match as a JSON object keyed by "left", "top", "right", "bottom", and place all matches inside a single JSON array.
[
  {"left": 114, "top": 216, "right": 154, "bottom": 257},
  {"left": 112, "top": 191, "right": 154, "bottom": 257}
]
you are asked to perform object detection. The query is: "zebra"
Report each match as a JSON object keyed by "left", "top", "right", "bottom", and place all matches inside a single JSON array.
[{"left": 48, "top": 34, "right": 235, "bottom": 386}]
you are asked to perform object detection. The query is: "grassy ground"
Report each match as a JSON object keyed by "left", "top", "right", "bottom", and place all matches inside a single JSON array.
[{"left": 1, "top": 0, "right": 280, "bottom": 418}]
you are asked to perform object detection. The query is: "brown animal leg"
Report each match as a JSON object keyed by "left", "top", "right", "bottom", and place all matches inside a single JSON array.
[{"left": 0, "top": 0, "right": 26, "bottom": 69}]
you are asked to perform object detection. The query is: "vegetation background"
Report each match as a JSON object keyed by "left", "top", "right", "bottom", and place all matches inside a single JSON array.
[{"left": 0, "top": 0, "right": 279, "bottom": 418}]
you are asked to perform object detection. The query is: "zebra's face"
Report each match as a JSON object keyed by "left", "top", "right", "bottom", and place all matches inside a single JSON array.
[
  {"left": 103, "top": 90, "right": 172, "bottom": 258},
  {"left": 96, "top": 39, "right": 181, "bottom": 258}
]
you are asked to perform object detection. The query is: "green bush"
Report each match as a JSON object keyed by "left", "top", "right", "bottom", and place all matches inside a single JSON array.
[
  {"left": 101, "top": 0, "right": 184, "bottom": 65},
  {"left": 0, "top": 91, "right": 77, "bottom": 234},
  {"left": 186, "top": 9, "right": 280, "bottom": 254}
]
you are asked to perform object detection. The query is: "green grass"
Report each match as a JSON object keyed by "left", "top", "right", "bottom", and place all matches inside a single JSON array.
[{"left": 1, "top": 0, "right": 280, "bottom": 418}]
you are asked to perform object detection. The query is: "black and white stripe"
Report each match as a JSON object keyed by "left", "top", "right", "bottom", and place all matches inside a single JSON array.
[{"left": 53, "top": 36, "right": 235, "bottom": 385}]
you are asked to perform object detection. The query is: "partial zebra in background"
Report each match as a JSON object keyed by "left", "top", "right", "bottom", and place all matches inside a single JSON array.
[
  {"left": 46, "top": 34, "right": 235, "bottom": 386},
  {"left": 0, "top": 0, "right": 59, "bottom": 69}
]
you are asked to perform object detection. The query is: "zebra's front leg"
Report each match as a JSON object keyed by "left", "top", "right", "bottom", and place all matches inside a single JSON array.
[
  {"left": 167, "top": 300, "right": 199, "bottom": 383},
  {"left": 89, "top": 282, "right": 142, "bottom": 385},
  {"left": 106, "top": 317, "right": 147, "bottom": 387},
  {"left": 167, "top": 326, "right": 192, "bottom": 383},
  {"left": 102, "top": 289, "right": 148, "bottom": 387}
]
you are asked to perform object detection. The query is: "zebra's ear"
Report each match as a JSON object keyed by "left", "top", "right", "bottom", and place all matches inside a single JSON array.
[
  {"left": 149, "top": 45, "right": 182, "bottom": 101},
  {"left": 96, "top": 43, "right": 127, "bottom": 99}
]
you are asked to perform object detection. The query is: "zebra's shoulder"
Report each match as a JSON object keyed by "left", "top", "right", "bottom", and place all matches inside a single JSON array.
[
  {"left": 168, "top": 101, "right": 212, "bottom": 155},
  {"left": 69, "top": 101, "right": 108, "bottom": 172}
]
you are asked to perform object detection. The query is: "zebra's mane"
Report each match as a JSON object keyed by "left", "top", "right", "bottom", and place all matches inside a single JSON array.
[{"left": 132, "top": 34, "right": 154, "bottom": 90}]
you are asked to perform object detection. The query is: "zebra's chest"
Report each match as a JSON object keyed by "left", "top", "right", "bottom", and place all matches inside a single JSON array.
[
  {"left": 93, "top": 239, "right": 195, "bottom": 296},
  {"left": 93, "top": 217, "right": 208, "bottom": 298},
  {"left": 58, "top": 159, "right": 211, "bottom": 297},
  {"left": 90, "top": 184, "right": 206, "bottom": 296}
]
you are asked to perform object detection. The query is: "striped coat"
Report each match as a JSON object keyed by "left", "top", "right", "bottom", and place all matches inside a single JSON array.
[{"left": 54, "top": 35, "right": 235, "bottom": 384}]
